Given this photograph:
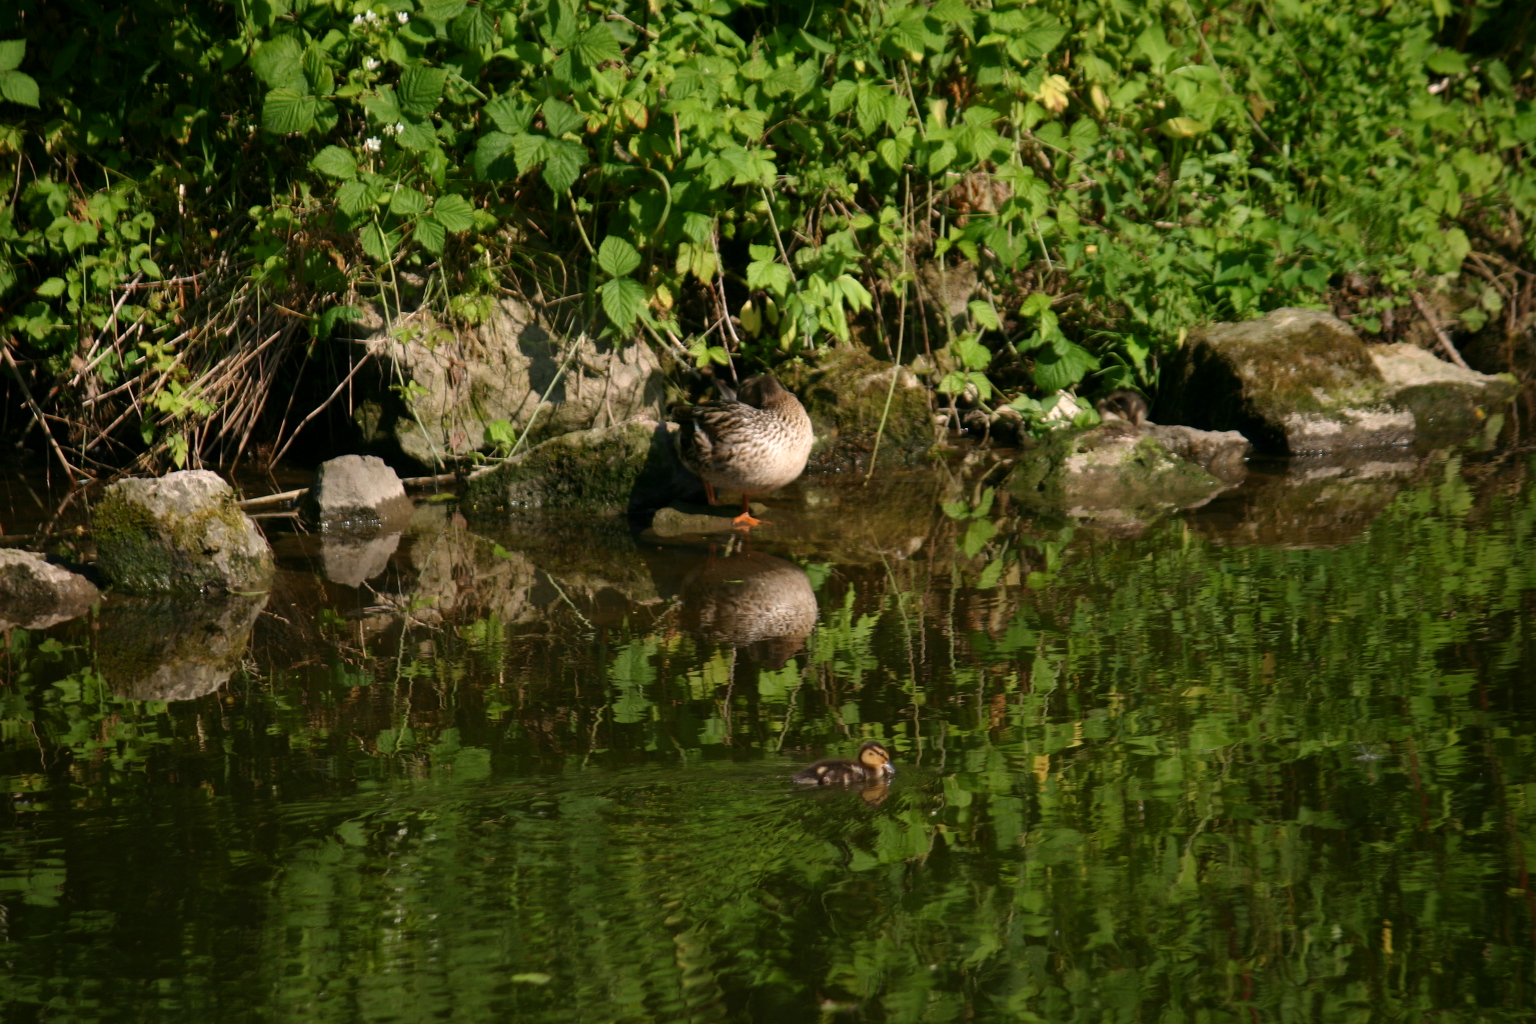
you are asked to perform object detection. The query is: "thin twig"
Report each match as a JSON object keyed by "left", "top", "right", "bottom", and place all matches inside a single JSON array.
[
  {"left": 1411, "top": 292, "right": 1473, "bottom": 371},
  {"left": 3, "top": 344, "right": 83, "bottom": 481}
]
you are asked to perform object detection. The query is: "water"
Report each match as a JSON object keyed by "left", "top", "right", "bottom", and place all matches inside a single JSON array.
[{"left": 2, "top": 448, "right": 1536, "bottom": 1022}]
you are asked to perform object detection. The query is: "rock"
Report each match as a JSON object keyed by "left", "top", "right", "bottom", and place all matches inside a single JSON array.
[
  {"left": 1147, "top": 424, "right": 1250, "bottom": 483},
  {"left": 353, "top": 298, "right": 667, "bottom": 467},
  {"left": 776, "top": 346, "right": 935, "bottom": 470},
  {"left": 95, "top": 471, "right": 274, "bottom": 594},
  {"left": 1369, "top": 342, "right": 1518, "bottom": 439},
  {"left": 97, "top": 592, "right": 266, "bottom": 701},
  {"left": 0, "top": 550, "right": 99, "bottom": 630},
  {"left": 306, "top": 455, "right": 411, "bottom": 528},
  {"left": 465, "top": 419, "right": 704, "bottom": 517},
  {"left": 322, "top": 531, "right": 402, "bottom": 588},
  {"left": 1009, "top": 422, "right": 1228, "bottom": 519},
  {"left": 1155, "top": 308, "right": 1414, "bottom": 453}
]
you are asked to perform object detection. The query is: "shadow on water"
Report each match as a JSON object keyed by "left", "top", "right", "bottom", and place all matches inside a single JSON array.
[{"left": 3, "top": 444, "right": 1536, "bottom": 1020}]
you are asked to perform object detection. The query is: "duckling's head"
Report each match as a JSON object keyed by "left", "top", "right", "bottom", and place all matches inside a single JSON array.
[{"left": 858, "top": 741, "right": 895, "bottom": 776}]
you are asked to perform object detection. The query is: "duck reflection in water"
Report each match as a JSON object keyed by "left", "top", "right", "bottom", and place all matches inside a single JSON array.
[{"left": 677, "top": 548, "right": 818, "bottom": 667}]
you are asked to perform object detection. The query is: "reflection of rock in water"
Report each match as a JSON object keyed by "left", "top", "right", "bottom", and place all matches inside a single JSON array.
[
  {"left": 679, "top": 551, "right": 817, "bottom": 666},
  {"left": 322, "top": 530, "right": 402, "bottom": 587},
  {"left": 97, "top": 593, "right": 266, "bottom": 701}
]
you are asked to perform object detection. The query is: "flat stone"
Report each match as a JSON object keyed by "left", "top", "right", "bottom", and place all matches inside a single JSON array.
[
  {"left": 646, "top": 502, "right": 772, "bottom": 539},
  {"left": 465, "top": 419, "right": 704, "bottom": 516},
  {"left": 95, "top": 470, "right": 274, "bottom": 594},
  {"left": 1156, "top": 308, "right": 1414, "bottom": 454},
  {"left": 1370, "top": 342, "right": 1518, "bottom": 439},
  {"left": 307, "top": 455, "right": 411, "bottom": 528},
  {"left": 1010, "top": 422, "right": 1229, "bottom": 520},
  {"left": 0, "top": 550, "right": 99, "bottom": 630},
  {"left": 1147, "top": 424, "right": 1250, "bottom": 483}
]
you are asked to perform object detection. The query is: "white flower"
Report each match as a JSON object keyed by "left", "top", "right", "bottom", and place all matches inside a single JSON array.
[
  {"left": 364, "top": 56, "right": 380, "bottom": 70},
  {"left": 392, "top": 122, "right": 405, "bottom": 135},
  {"left": 396, "top": 10, "right": 409, "bottom": 23},
  {"left": 363, "top": 137, "right": 382, "bottom": 152},
  {"left": 353, "top": 13, "right": 365, "bottom": 24},
  {"left": 365, "top": 9, "right": 379, "bottom": 22}
]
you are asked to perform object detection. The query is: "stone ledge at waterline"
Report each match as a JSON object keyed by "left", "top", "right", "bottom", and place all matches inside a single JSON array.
[
  {"left": 0, "top": 550, "right": 99, "bottom": 630},
  {"left": 775, "top": 345, "right": 936, "bottom": 470},
  {"left": 1008, "top": 421, "right": 1242, "bottom": 524},
  {"left": 351, "top": 298, "right": 668, "bottom": 467},
  {"left": 94, "top": 470, "right": 274, "bottom": 594},
  {"left": 1155, "top": 307, "right": 1516, "bottom": 454},
  {"left": 465, "top": 419, "right": 706, "bottom": 517}
]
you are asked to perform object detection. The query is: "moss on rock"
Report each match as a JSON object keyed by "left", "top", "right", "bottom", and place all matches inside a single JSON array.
[
  {"left": 776, "top": 346, "right": 935, "bottom": 470},
  {"left": 95, "top": 471, "right": 274, "bottom": 594},
  {"left": 1009, "top": 423, "right": 1227, "bottom": 519},
  {"left": 465, "top": 419, "right": 703, "bottom": 516}
]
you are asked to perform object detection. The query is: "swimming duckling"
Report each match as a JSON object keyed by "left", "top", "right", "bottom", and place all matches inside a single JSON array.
[
  {"left": 793, "top": 741, "right": 895, "bottom": 786},
  {"left": 1095, "top": 389, "right": 1151, "bottom": 429}
]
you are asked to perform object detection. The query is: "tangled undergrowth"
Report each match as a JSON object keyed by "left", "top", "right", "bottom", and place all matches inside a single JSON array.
[{"left": 0, "top": 0, "right": 1532, "bottom": 474}]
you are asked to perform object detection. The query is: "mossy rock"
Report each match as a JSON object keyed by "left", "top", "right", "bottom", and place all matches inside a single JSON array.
[
  {"left": 1009, "top": 423, "right": 1227, "bottom": 518},
  {"left": 465, "top": 419, "right": 704, "bottom": 516},
  {"left": 1156, "top": 308, "right": 1413, "bottom": 454},
  {"left": 1369, "top": 342, "right": 1518, "bottom": 441},
  {"left": 95, "top": 471, "right": 274, "bottom": 594},
  {"left": 776, "top": 346, "right": 935, "bottom": 470}
]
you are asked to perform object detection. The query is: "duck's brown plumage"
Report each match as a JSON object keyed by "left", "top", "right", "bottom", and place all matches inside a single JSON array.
[
  {"left": 673, "top": 375, "right": 814, "bottom": 527},
  {"left": 793, "top": 741, "right": 895, "bottom": 786}
]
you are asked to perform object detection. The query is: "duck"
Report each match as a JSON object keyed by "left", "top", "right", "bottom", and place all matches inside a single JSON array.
[
  {"left": 1094, "top": 389, "right": 1151, "bottom": 429},
  {"left": 673, "top": 374, "right": 814, "bottom": 529},
  {"left": 793, "top": 741, "right": 895, "bottom": 787}
]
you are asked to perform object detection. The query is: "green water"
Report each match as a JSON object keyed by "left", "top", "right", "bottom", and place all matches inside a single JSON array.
[{"left": 3, "top": 451, "right": 1536, "bottom": 1022}]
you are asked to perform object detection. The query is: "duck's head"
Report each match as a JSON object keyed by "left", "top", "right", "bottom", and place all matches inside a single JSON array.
[
  {"left": 738, "top": 374, "right": 795, "bottom": 410},
  {"left": 858, "top": 741, "right": 895, "bottom": 777}
]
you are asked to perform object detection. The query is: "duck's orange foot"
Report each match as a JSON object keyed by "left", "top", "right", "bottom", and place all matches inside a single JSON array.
[{"left": 732, "top": 512, "right": 771, "bottom": 530}]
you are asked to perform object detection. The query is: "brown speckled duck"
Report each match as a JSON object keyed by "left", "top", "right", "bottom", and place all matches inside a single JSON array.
[
  {"left": 673, "top": 374, "right": 814, "bottom": 529},
  {"left": 793, "top": 741, "right": 895, "bottom": 787}
]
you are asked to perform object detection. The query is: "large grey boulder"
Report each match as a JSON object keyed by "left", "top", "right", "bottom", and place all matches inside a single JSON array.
[
  {"left": 465, "top": 419, "right": 704, "bottom": 517},
  {"left": 1370, "top": 342, "right": 1517, "bottom": 439},
  {"left": 0, "top": 550, "right": 99, "bottom": 630},
  {"left": 776, "top": 345, "right": 935, "bottom": 469},
  {"left": 306, "top": 454, "right": 410, "bottom": 528},
  {"left": 95, "top": 470, "right": 274, "bottom": 594},
  {"left": 1156, "top": 308, "right": 1415, "bottom": 454},
  {"left": 353, "top": 298, "right": 668, "bottom": 466},
  {"left": 97, "top": 593, "right": 266, "bottom": 701}
]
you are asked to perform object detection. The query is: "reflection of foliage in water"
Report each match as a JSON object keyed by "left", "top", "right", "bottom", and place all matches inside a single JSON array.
[{"left": 2, "top": 456, "right": 1536, "bottom": 1020}]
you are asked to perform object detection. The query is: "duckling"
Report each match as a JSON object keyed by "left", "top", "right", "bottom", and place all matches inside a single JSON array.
[
  {"left": 1094, "top": 389, "right": 1152, "bottom": 429},
  {"left": 673, "top": 374, "right": 814, "bottom": 530},
  {"left": 793, "top": 741, "right": 895, "bottom": 786}
]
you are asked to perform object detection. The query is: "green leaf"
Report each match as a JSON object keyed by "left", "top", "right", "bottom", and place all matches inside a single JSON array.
[
  {"left": 311, "top": 146, "right": 358, "bottom": 180},
  {"left": 35, "top": 277, "right": 65, "bottom": 297},
  {"left": 1020, "top": 292, "right": 1052, "bottom": 318},
  {"left": 337, "top": 180, "right": 380, "bottom": 215},
  {"left": 969, "top": 300, "right": 1000, "bottom": 330},
  {"left": 541, "top": 137, "right": 586, "bottom": 193},
  {"left": 415, "top": 214, "right": 446, "bottom": 254},
  {"left": 0, "top": 70, "right": 38, "bottom": 108},
  {"left": 1426, "top": 48, "right": 1468, "bottom": 75},
  {"left": 389, "top": 187, "right": 428, "bottom": 216},
  {"left": 360, "top": 222, "right": 395, "bottom": 263},
  {"left": 574, "top": 22, "right": 623, "bottom": 66},
  {"left": 0, "top": 40, "right": 24, "bottom": 73},
  {"left": 598, "top": 236, "right": 641, "bottom": 278},
  {"left": 432, "top": 194, "right": 475, "bottom": 233},
  {"left": 316, "top": 304, "right": 362, "bottom": 340},
  {"left": 474, "top": 131, "right": 519, "bottom": 180},
  {"left": 398, "top": 66, "right": 448, "bottom": 117},
  {"left": 452, "top": 6, "right": 497, "bottom": 49},
  {"left": 139, "top": 258, "right": 162, "bottom": 280},
  {"left": 601, "top": 276, "right": 646, "bottom": 330},
  {"left": 746, "top": 256, "right": 792, "bottom": 296},
  {"left": 541, "top": 98, "right": 583, "bottom": 137},
  {"left": 1068, "top": 117, "right": 1100, "bottom": 153},
  {"left": 250, "top": 36, "right": 306, "bottom": 91},
  {"left": 1032, "top": 340, "right": 1098, "bottom": 392},
  {"left": 421, "top": 0, "right": 468, "bottom": 21},
  {"left": 262, "top": 89, "right": 318, "bottom": 134},
  {"left": 484, "top": 94, "right": 533, "bottom": 135}
]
